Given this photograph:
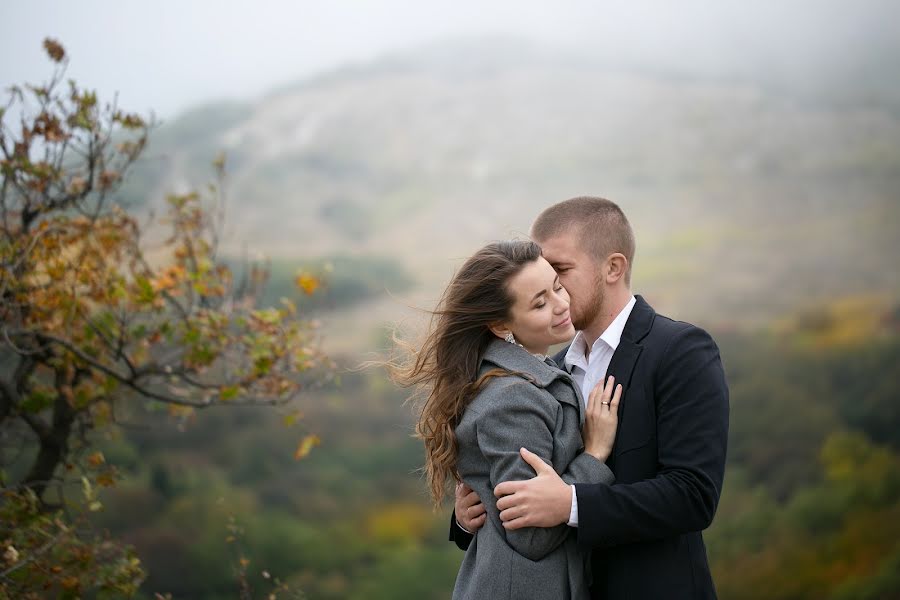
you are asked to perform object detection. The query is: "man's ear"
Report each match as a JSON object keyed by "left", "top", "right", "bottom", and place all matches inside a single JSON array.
[
  {"left": 488, "top": 323, "right": 511, "bottom": 340},
  {"left": 606, "top": 253, "right": 628, "bottom": 284}
]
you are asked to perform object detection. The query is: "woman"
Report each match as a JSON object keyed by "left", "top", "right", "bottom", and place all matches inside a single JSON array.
[{"left": 391, "top": 240, "right": 622, "bottom": 599}]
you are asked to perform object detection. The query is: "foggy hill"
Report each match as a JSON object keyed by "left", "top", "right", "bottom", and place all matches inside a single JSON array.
[{"left": 124, "top": 37, "right": 900, "bottom": 349}]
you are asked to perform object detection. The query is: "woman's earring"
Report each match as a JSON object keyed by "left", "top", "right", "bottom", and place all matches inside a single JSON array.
[{"left": 504, "top": 332, "right": 517, "bottom": 345}]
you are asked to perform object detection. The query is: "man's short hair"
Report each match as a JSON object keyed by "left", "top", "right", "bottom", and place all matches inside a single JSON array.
[{"left": 531, "top": 196, "right": 636, "bottom": 284}]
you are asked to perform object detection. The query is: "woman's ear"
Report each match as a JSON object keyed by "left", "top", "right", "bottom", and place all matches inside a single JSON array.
[
  {"left": 606, "top": 253, "right": 628, "bottom": 284},
  {"left": 488, "top": 323, "right": 510, "bottom": 340}
]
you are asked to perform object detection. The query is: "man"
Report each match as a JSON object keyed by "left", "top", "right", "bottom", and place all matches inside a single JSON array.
[{"left": 450, "top": 197, "right": 729, "bottom": 599}]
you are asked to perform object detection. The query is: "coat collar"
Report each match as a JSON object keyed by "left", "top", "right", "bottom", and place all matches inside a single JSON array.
[
  {"left": 480, "top": 337, "right": 572, "bottom": 389},
  {"left": 621, "top": 294, "right": 655, "bottom": 344}
]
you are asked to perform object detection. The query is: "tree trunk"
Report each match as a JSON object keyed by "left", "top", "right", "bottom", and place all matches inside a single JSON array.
[{"left": 22, "top": 379, "right": 76, "bottom": 503}]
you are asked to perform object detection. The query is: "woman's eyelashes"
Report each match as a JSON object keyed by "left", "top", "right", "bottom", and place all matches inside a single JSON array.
[{"left": 535, "top": 286, "right": 565, "bottom": 309}]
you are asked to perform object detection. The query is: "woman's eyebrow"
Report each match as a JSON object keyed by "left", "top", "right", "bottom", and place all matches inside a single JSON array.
[{"left": 531, "top": 277, "right": 559, "bottom": 302}]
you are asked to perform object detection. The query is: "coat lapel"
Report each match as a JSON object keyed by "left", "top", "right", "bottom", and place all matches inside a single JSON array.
[
  {"left": 605, "top": 296, "right": 655, "bottom": 464},
  {"left": 604, "top": 295, "right": 655, "bottom": 387}
]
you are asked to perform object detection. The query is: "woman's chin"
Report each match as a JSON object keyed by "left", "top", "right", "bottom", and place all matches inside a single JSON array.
[
  {"left": 557, "top": 326, "right": 576, "bottom": 341},
  {"left": 547, "top": 329, "right": 576, "bottom": 347}
]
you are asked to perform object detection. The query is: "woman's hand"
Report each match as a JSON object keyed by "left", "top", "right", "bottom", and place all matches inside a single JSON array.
[{"left": 582, "top": 375, "right": 623, "bottom": 461}]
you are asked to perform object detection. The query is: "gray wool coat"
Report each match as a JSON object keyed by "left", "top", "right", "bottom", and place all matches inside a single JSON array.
[{"left": 452, "top": 338, "right": 615, "bottom": 600}]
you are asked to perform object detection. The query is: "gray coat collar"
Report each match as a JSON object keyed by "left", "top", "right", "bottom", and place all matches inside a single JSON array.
[{"left": 480, "top": 337, "right": 572, "bottom": 389}]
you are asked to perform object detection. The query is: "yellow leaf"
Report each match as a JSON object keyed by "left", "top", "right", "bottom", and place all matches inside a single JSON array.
[
  {"left": 87, "top": 451, "right": 105, "bottom": 467},
  {"left": 283, "top": 411, "right": 304, "bottom": 427},
  {"left": 294, "top": 434, "right": 321, "bottom": 460},
  {"left": 295, "top": 272, "right": 320, "bottom": 295}
]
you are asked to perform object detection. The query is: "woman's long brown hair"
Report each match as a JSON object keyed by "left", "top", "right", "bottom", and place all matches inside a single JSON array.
[{"left": 388, "top": 240, "right": 542, "bottom": 507}]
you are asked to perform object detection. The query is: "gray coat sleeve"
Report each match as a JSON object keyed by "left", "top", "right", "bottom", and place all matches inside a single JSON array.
[
  {"left": 561, "top": 451, "right": 613, "bottom": 486},
  {"left": 476, "top": 379, "right": 613, "bottom": 561}
]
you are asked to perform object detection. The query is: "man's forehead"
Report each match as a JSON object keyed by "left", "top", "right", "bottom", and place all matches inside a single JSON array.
[{"left": 538, "top": 233, "right": 582, "bottom": 263}]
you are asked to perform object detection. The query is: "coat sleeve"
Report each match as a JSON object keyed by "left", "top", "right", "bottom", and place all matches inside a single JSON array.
[
  {"left": 448, "top": 511, "right": 473, "bottom": 550},
  {"left": 477, "top": 379, "right": 613, "bottom": 561},
  {"left": 575, "top": 326, "right": 729, "bottom": 549}
]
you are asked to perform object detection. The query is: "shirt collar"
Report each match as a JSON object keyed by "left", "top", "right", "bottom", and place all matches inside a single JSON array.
[{"left": 564, "top": 295, "right": 637, "bottom": 371}]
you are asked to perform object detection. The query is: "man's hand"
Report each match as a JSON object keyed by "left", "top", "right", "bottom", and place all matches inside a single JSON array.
[
  {"left": 494, "top": 448, "right": 571, "bottom": 530},
  {"left": 455, "top": 482, "right": 486, "bottom": 533}
]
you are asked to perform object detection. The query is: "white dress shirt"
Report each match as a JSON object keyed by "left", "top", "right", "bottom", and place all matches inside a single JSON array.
[{"left": 565, "top": 295, "right": 636, "bottom": 527}]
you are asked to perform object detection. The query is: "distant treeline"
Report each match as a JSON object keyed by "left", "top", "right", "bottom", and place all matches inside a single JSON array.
[{"left": 79, "top": 298, "right": 900, "bottom": 599}]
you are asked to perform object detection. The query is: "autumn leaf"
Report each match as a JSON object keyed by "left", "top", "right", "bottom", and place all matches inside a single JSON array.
[
  {"left": 67, "top": 176, "right": 87, "bottom": 195},
  {"left": 86, "top": 452, "right": 105, "bottom": 467},
  {"left": 294, "top": 434, "right": 320, "bottom": 460},
  {"left": 61, "top": 576, "right": 81, "bottom": 591},
  {"left": 43, "top": 38, "right": 66, "bottom": 63},
  {"left": 295, "top": 272, "right": 320, "bottom": 295},
  {"left": 96, "top": 470, "right": 117, "bottom": 487},
  {"left": 283, "top": 411, "right": 304, "bottom": 427},
  {"left": 98, "top": 170, "right": 119, "bottom": 190}
]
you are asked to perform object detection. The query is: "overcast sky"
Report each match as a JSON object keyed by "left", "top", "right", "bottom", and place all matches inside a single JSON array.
[{"left": 2, "top": 0, "right": 897, "bottom": 119}]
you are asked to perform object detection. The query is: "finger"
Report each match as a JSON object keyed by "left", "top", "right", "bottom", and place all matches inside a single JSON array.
[
  {"left": 502, "top": 516, "right": 529, "bottom": 530},
  {"left": 498, "top": 505, "right": 525, "bottom": 523},
  {"left": 603, "top": 375, "right": 616, "bottom": 401},
  {"left": 610, "top": 383, "right": 623, "bottom": 410},
  {"left": 496, "top": 493, "right": 518, "bottom": 511},
  {"left": 494, "top": 481, "right": 520, "bottom": 497},
  {"left": 519, "top": 447, "right": 553, "bottom": 474},
  {"left": 587, "top": 380, "right": 602, "bottom": 410},
  {"left": 469, "top": 513, "right": 486, "bottom": 528},
  {"left": 455, "top": 482, "right": 473, "bottom": 501},
  {"left": 462, "top": 490, "right": 481, "bottom": 508},
  {"left": 467, "top": 502, "right": 486, "bottom": 518}
]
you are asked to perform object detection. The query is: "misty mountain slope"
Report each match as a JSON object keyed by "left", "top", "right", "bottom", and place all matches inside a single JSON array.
[{"left": 126, "top": 39, "right": 900, "bottom": 344}]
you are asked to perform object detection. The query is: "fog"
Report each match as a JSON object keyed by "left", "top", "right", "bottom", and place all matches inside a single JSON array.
[{"left": 2, "top": 0, "right": 898, "bottom": 118}]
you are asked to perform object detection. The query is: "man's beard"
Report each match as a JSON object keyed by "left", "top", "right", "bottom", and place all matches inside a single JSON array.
[{"left": 571, "top": 276, "right": 604, "bottom": 332}]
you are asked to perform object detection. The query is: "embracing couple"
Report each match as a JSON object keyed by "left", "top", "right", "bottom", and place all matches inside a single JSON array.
[{"left": 392, "top": 197, "right": 729, "bottom": 599}]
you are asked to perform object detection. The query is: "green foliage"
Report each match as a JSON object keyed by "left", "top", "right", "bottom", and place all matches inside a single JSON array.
[{"left": 0, "top": 489, "right": 144, "bottom": 599}]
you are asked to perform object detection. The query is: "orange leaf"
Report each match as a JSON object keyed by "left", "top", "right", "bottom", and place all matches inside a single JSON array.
[{"left": 295, "top": 272, "right": 320, "bottom": 295}]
